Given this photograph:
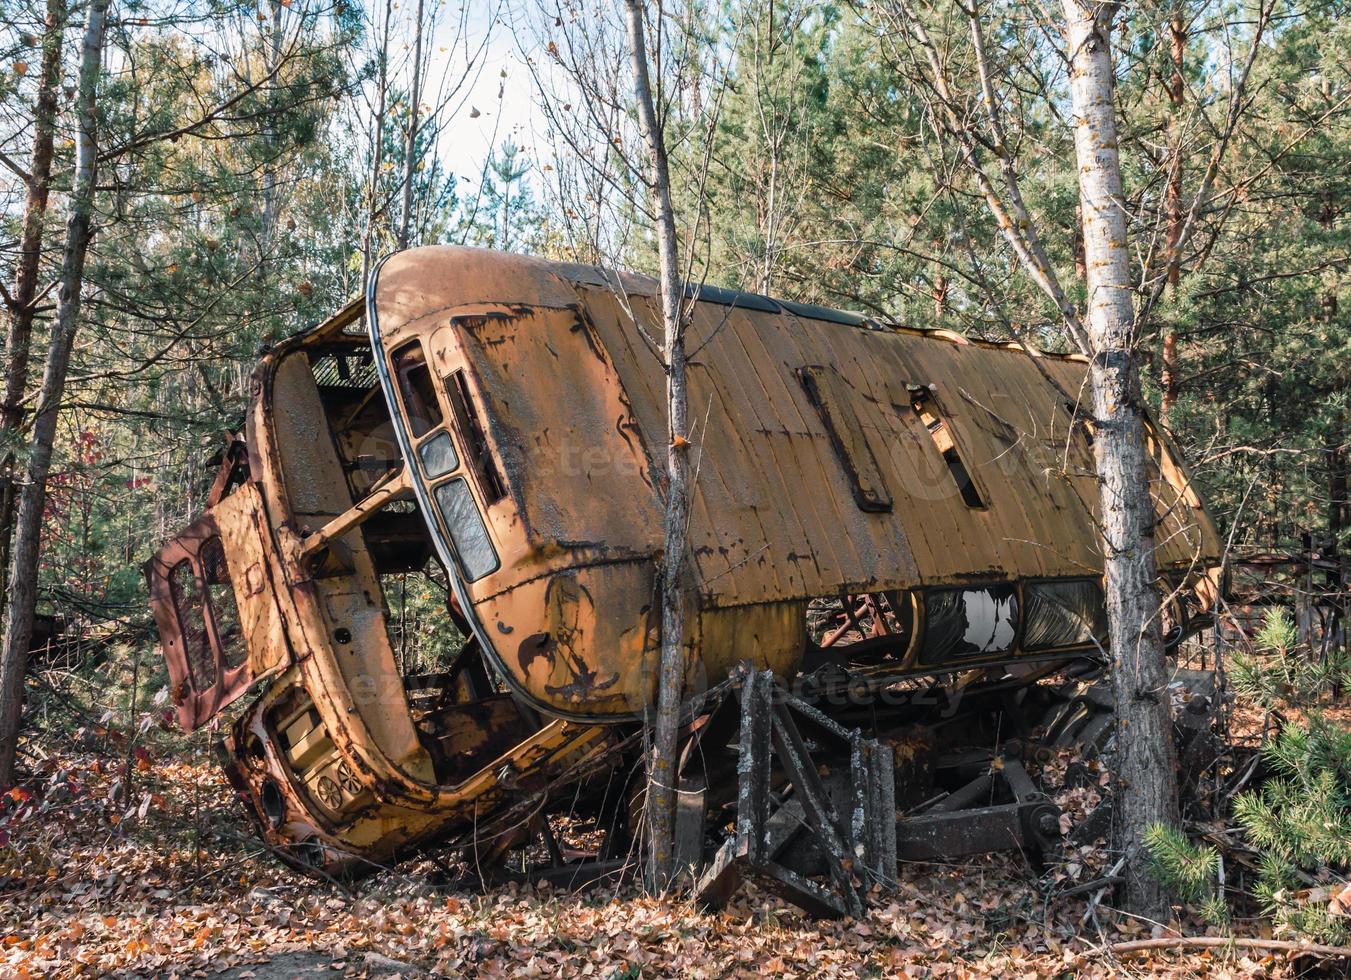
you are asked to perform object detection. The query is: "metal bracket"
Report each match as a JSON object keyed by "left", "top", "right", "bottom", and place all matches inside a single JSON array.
[{"left": 894, "top": 753, "right": 1061, "bottom": 863}]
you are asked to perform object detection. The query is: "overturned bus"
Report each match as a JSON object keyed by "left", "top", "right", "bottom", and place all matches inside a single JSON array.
[{"left": 147, "top": 246, "right": 1222, "bottom": 906}]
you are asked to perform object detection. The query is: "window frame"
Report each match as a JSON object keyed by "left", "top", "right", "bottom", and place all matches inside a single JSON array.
[
  {"left": 168, "top": 556, "right": 214, "bottom": 693},
  {"left": 444, "top": 367, "right": 508, "bottom": 506},
  {"left": 200, "top": 535, "right": 248, "bottom": 671},
  {"left": 906, "top": 383, "right": 988, "bottom": 510},
  {"left": 390, "top": 339, "right": 445, "bottom": 438},
  {"left": 149, "top": 519, "right": 253, "bottom": 720},
  {"left": 383, "top": 347, "right": 502, "bottom": 584},
  {"left": 1019, "top": 576, "right": 1108, "bottom": 654}
]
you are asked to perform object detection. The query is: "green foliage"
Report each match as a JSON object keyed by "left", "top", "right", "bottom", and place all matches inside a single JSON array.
[
  {"left": 1256, "top": 607, "right": 1298, "bottom": 656},
  {"left": 382, "top": 567, "right": 465, "bottom": 675},
  {"left": 457, "top": 140, "right": 546, "bottom": 253},
  {"left": 1144, "top": 824, "right": 1230, "bottom": 926},
  {"left": 1231, "top": 608, "right": 1351, "bottom": 708},
  {"left": 1234, "top": 716, "right": 1351, "bottom": 943}
]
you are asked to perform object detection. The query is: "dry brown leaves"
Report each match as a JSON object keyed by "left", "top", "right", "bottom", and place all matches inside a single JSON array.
[{"left": 0, "top": 741, "right": 1313, "bottom": 979}]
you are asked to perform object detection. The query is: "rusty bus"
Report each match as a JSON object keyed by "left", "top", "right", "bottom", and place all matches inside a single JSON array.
[{"left": 147, "top": 246, "right": 1222, "bottom": 909}]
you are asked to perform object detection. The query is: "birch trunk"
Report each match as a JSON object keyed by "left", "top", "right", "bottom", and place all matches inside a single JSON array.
[
  {"left": 0, "top": 0, "right": 67, "bottom": 605},
  {"left": 397, "top": 0, "right": 426, "bottom": 249},
  {"left": 625, "top": 0, "right": 689, "bottom": 891},
  {"left": 1064, "top": 0, "right": 1179, "bottom": 919},
  {"left": 0, "top": 0, "right": 109, "bottom": 788}
]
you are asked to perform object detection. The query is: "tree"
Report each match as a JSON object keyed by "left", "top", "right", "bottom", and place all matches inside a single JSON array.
[
  {"left": 348, "top": 0, "right": 485, "bottom": 266},
  {"left": 624, "top": 0, "right": 691, "bottom": 891},
  {"left": 0, "top": 0, "right": 363, "bottom": 784},
  {"left": 0, "top": 0, "right": 67, "bottom": 605},
  {"left": 1061, "top": 0, "right": 1179, "bottom": 917},
  {"left": 527, "top": 0, "right": 731, "bottom": 888},
  {"left": 866, "top": 0, "right": 1268, "bottom": 916},
  {"left": 459, "top": 140, "right": 543, "bottom": 252},
  {"left": 396, "top": 0, "right": 426, "bottom": 249},
  {"left": 0, "top": 0, "right": 110, "bottom": 787}
]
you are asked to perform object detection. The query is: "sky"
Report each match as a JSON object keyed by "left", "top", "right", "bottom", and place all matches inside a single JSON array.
[{"left": 429, "top": 3, "right": 550, "bottom": 189}]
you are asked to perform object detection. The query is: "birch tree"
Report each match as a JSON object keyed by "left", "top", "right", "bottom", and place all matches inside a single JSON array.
[
  {"left": 622, "top": 0, "right": 691, "bottom": 891},
  {"left": 869, "top": 0, "right": 1269, "bottom": 916},
  {"left": 1062, "top": 0, "right": 1178, "bottom": 917},
  {"left": 0, "top": 0, "right": 110, "bottom": 788},
  {"left": 525, "top": 0, "right": 733, "bottom": 888}
]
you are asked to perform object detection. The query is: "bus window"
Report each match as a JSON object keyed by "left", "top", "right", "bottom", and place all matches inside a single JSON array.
[
  {"left": 391, "top": 341, "right": 443, "bottom": 437},
  {"left": 201, "top": 536, "right": 247, "bottom": 670},
  {"left": 1022, "top": 579, "right": 1106, "bottom": 651},
  {"left": 433, "top": 477, "right": 499, "bottom": 581},
  {"left": 919, "top": 583, "right": 1017, "bottom": 664},
  {"left": 418, "top": 430, "right": 459, "bottom": 478},
  {"left": 170, "top": 559, "right": 214, "bottom": 692},
  {"left": 446, "top": 370, "right": 506, "bottom": 504}
]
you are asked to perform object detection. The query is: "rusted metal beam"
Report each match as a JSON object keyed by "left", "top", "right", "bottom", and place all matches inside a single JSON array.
[
  {"left": 895, "top": 757, "right": 1060, "bottom": 863},
  {"left": 297, "top": 464, "right": 413, "bottom": 564},
  {"left": 694, "top": 669, "right": 894, "bottom": 919}
]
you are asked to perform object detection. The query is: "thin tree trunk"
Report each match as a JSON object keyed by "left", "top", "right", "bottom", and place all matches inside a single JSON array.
[
  {"left": 361, "top": 0, "right": 394, "bottom": 285},
  {"left": 259, "top": 0, "right": 285, "bottom": 265},
  {"left": 0, "top": 0, "right": 109, "bottom": 788},
  {"left": 626, "top": 0, "right": 689, "bottom": 892},
  {"left": 1159, "top": 9, "right": 1185, "bottom": 426},
  {"left": 397, "top": 0, "right": 426, "bottom": 249},
  {"left": 0, "top": 0, "right": 68, "bottom": 606},
  {"left": 932, "top": 239, "right": 948, "bottom": 315},
  {"left": 1063, "top": 0, "right": 1178, "bottom": 920}
]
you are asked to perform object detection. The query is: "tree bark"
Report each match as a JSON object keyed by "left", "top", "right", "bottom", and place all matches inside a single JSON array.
[
  {"left": 1063, "top": 0, "right": 1179, "bottom": 920},
  {"left": 258, "top": 0, "right": 286, "bottom": 265},
  {"left": 397, "top": 0, "right": 426, "bottom": 249},
  {"left": 0, "top": 0, "right": 109, "bottom": 788},
  {"left": 0, "top": 0, "right": 68, "bottom": 607},
  {"left": 361, "top": 0, "right": 394, "bottom": 286},
  {"left": 1158, "top": 9, "right": 1185, "bottom": 426},
  {"left": 625, "top": 0, "right": 689, "bottom": 892}
]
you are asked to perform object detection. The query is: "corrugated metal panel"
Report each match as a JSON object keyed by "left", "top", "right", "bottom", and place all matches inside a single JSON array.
[
  {"left": 372, "top": 247, "right": 1221, "bottom": 612},
  {"left": 570, "top": 282, "right": 1218, "bottom": 608}
]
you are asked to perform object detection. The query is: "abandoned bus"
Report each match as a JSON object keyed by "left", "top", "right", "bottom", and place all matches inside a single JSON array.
[{"left": 147, "top": 246, "right": 1222, "bottom": 881}]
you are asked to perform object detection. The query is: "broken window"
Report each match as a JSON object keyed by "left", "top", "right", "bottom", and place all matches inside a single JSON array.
[
  {"left": 201, "top": 536, "right": 246, "bottom": 670},
  {"left": 310, "top": 350, "right": 379, "bottom": 390},
  {"left": 446, "top": 369, "right": 506, "bottom": 504},
  {"left": 807, "top": 592, "right": 913, "bottom": 649},
  {"left": 798, "top": 365, "right": 892, "bottom": 513},
  {"left": 170, "top": 559, "right": 214, "bottom": 692},
  {"left": 908, "top": 385, "right": 985, "bottom": 509},
  {"left": 433, "top": 477, "right": 500, "bottom": 582},
  {"left": 918, "top": 583, "right": 1018, "bottom": 665},
  {"left": 1022, "top": 579, "right": 1107, "bottom": 651},
  {"left": 391, "top": 341, "right": 443, "bottom": 437}
]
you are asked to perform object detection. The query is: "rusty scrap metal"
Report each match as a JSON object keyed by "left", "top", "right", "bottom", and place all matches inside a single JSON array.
[
  {"left": 142, "top": 246, "right": 1226, "bottom": 914},
  {"left": 894, "top": 754, "right": 1061, "bottom": 863}
]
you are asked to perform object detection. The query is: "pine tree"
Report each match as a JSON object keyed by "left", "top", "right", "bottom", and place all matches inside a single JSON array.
[
  {"left": 1233, "top": 715, "right": 1351, "bottom": 943},
  {"left": 1144, "top": 824, "right": 1230, "bottom": 926}
]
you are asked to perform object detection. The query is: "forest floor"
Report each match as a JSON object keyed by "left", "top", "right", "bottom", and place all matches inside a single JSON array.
[{"left": 0, "top": 727, "right": 1339, "bottom": 979}]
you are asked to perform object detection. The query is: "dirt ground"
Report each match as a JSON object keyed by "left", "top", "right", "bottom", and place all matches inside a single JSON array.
[{"left": 0, "top": 736, "right": 1341, "bottom": 978}]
